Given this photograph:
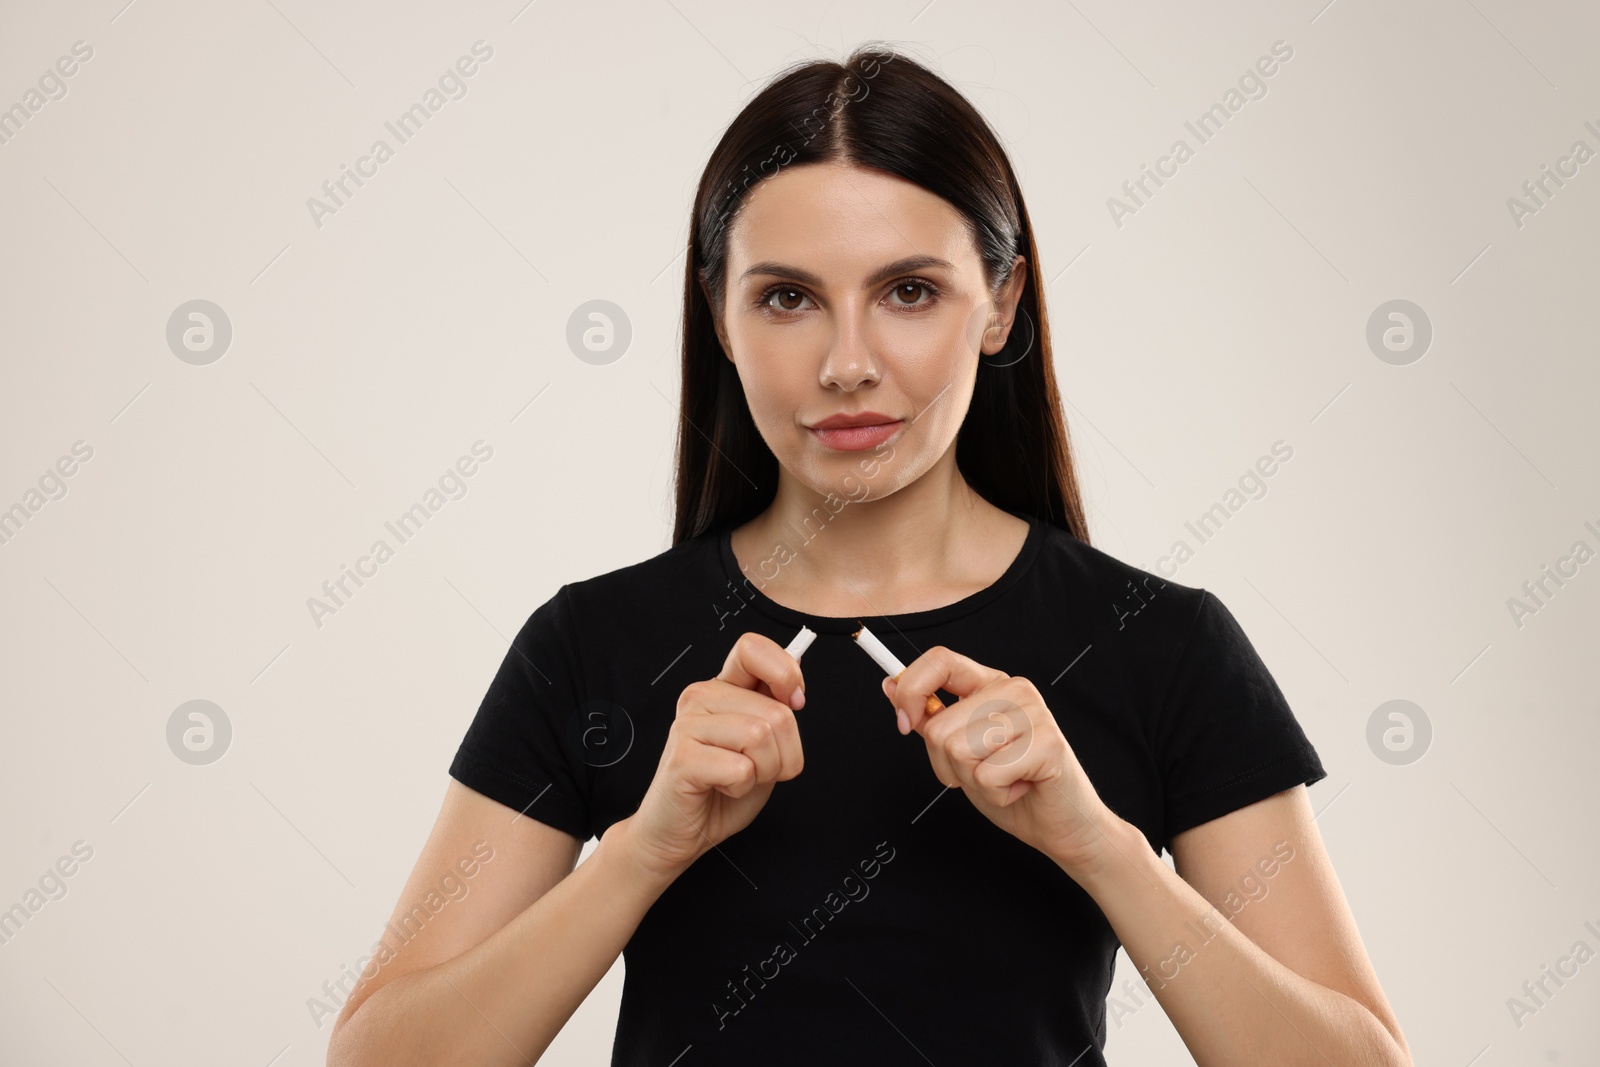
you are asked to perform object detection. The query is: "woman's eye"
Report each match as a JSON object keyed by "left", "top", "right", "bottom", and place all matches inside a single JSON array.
[
  {"left": 757, "top": 280, "right": 938, "bottom": 316},
  {"left": 764, "top": 287, "right": 809, "bottom": 312},
  {"left": 890, "top": 281, "right": 935, "bottom": 307}
]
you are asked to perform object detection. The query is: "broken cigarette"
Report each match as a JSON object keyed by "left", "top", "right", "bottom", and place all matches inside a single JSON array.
[
  {"left": 852, "top": 622, "right": 944, "bottom": 716},
  {"left": 784, "top": 625, "right": 818, "bottom": 661}
]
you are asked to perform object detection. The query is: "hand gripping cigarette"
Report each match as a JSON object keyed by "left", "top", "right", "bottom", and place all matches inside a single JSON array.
[{"left": 852, "top": 622, "right": 944, "bottom": 716}]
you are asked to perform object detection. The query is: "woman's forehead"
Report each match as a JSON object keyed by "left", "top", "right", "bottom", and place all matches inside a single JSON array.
[{"left": 728, "top": 164, "right": 976, "bottom": 281}]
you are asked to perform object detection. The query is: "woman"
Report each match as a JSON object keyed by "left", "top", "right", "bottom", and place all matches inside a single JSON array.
[{"left": 327, "top": 43, "right": 1411, "bottom": 1067}]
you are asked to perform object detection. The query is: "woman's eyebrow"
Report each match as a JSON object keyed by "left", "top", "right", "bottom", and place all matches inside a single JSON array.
[{"left": 738, "top": 254, "right": 955, "bottom": 289}]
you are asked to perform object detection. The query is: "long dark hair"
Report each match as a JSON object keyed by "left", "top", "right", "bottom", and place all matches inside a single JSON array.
[{"left": 672, "top": 42, "right": 1089, "bottom": 547}]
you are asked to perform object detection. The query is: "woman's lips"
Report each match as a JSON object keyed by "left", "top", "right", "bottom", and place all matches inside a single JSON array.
[{"left": 808, "top": 421, "right": 904, "bottom": 451}]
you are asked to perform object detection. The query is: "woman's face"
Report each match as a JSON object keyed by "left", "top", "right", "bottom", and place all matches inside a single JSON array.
[{"left": 711, "top": 159, "right": 1025, "bottom": 503}]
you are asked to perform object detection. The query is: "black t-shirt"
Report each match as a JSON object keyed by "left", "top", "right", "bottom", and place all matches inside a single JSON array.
[{"left": 448, "top": 511, "right": 1326, "bottom": 1066}]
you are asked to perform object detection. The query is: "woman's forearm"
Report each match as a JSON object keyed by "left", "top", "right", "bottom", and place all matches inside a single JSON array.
[
  {"left": 327, "top": 818, "right": 675, "bottom": 1067},
  {"left": 1063, "top": 817, "right": 1409, "bottom": 1067}
]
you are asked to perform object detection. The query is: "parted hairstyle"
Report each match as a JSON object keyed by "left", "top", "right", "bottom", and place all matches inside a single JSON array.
[{"left": 672, "top": 42, "right": 1089, "bottom": 548}]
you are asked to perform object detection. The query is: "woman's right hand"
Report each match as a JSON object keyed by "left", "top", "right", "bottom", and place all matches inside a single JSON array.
[{"left": 621, "top": 631, "right": 807, "bottom": 880}]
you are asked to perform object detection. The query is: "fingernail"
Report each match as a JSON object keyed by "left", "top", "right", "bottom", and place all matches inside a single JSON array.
[
  {"left": 790, "top": 686, "right": 805, "bottom": 710},
  {"left": 896, "top": 709, "right": 909, "bottom": 735}
]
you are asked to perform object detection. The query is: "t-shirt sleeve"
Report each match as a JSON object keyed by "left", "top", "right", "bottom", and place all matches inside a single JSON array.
[
  {"left": 1152, "top": 589, "right": 1326, "bottom": 846},
  {"left": 448, "top": 584, "right": 593, "bottom": 841}
]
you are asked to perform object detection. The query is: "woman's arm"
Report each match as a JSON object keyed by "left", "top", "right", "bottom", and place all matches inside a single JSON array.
[
  {"left": 330, "top": 631, "right": 808, "bottom": 1067},
  {"left": 886, "top": 643, "right": 1410, "bottom": 1064},
  {"left": 326, "top": 783, "right": 675, "bottom": 1067},
  {"left": 1066, "top": 785, "right": 1412, "bottom": 1067}
]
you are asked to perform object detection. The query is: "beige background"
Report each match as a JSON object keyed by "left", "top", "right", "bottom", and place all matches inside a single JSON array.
[{"left": 1, "top": 0, "right": 1597, "bottom": 1063}]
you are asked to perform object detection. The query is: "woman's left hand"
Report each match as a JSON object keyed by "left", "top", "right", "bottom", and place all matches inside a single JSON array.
[{"left": 884, "top": 645, "right": 1127, "bottom": 877}]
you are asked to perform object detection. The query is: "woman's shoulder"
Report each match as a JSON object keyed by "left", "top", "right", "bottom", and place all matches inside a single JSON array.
[
  {"left": 1030, "top": 519, "right": 1210, "bottom": 640},
  {"left": 531, "top": 527, "right": 727, "bottom": 640},
  {"left": 565, "top": 528, "right": 722, "bottom": 598}
]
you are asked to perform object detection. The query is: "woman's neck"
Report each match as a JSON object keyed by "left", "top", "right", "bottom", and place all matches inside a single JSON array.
[{"left": 728, "top": 462, "right": 1029, "bottom": 619}]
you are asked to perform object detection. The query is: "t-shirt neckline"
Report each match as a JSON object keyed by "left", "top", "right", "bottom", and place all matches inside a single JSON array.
[{"left": 717, "top": 510, "right": 1045, "bottom": 634}]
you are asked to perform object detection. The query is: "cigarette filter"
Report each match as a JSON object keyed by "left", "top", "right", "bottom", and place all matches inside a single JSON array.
[{"left": 852, "top": 622, "right": 944, "bottom": 716}]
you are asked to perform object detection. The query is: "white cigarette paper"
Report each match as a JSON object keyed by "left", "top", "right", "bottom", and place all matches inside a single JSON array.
[
  {"left": 784, "top": 625, "right": 818, "bottom": 661},
  {"left": 853, "top": 622, "right": 944, "bottom": 716},
  {"left": 851, "top": 623, "right": 905, "bottom": 676}
]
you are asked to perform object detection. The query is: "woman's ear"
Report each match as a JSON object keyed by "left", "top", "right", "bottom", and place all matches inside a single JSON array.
[{"left": 982, "top": 255, "right": 1028, "bottom": 354}]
